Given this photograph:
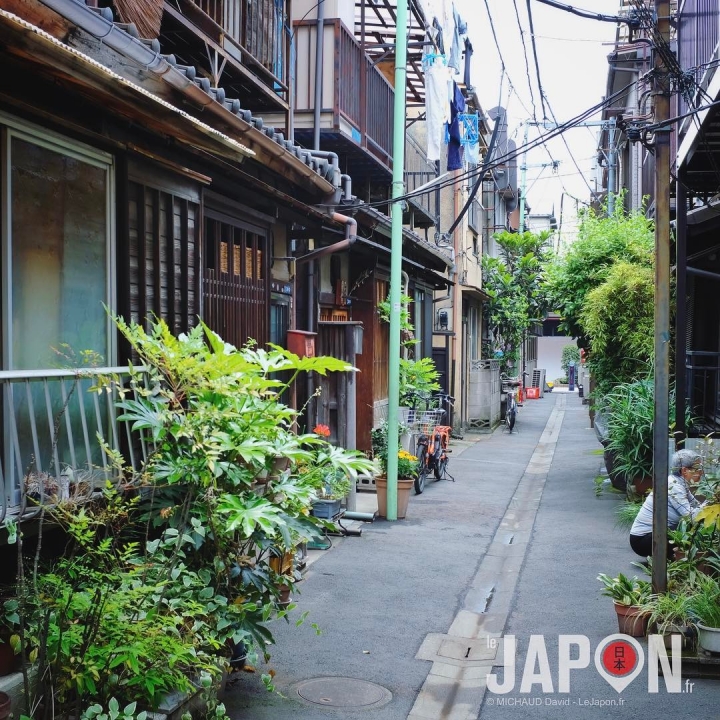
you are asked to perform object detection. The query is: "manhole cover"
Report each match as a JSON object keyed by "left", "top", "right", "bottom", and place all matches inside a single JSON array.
[{"left": 296, "top": 677, "right": 392, "bottom": 708}]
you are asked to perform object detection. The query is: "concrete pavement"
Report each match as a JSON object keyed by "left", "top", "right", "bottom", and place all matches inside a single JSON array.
[{"left": 223, "top": 390, "right": 720, "bottom": 718}]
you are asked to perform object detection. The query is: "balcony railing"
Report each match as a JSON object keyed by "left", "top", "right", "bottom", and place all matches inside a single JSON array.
[
  {"left": 0, "top": 367, "right": 150, "bottom": 513},
  {"left": 405, "top": 134, "right": 435, "bottom": 219},
  {"left": 678, "top": 0, "right": 720, "bottom": 116},
  {"left": 295, "top": 20, "right": 394, "bottom": 167},
  {"left": 182, "top": 0, "right": 289, "bottom": 90}
]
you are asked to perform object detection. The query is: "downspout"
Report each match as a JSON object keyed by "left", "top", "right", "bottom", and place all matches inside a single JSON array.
[
  {"left": 341, "top": 174, "right": 353, "bottom": 201},
  {"left": 401, "top": 270, "right": 410, "bottom": 359},
  {"left": 295, "top": 214, "right": 358, "bottom": 264},
  {"left": 313, "top": 0, "right": 325, "bottom": 151},
  {"left": 294, "top": 212, "right": 356, "bottom": 462}
]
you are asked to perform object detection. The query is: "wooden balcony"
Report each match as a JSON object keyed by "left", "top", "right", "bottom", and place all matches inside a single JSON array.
[
  {"left": 160, "top": 0, "right": 290, "bottom": 111},
  {"left": 287, "top": 18, "right": 434, "bottom": 225},
  {"left": 292, "top": 19, "right": 394, "bottom": 171}
]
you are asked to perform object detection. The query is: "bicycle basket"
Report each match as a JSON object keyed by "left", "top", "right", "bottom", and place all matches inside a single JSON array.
[{"left": 413, "top": 409, "right": 446, "bottom": 434}]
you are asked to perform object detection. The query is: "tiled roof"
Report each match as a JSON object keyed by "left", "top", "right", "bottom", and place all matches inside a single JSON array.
[{"left": 70, "top": 0, "right": 339, "bottom": 186}]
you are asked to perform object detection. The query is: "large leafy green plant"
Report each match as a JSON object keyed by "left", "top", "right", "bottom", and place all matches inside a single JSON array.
[
  {"left": 601, "top": 377, "right": 679, "bottom": 487},
  {"left": 110, "top": 318, "right": 373, "bottom": 636},
  {"left": 7, "top": 318, "right": 374, "bottom": 718},
  {"left": 545, "top": 195, "right": 654, "bottom": 343},
  {"left": 398, "top": 357, "right": 440, "bottom": 406},
  {"left": 560, "top": 345, "right": 580, "bottom": 375},
  {"left": 482, "top": 230, "right": 552, "bottom": 372},
  {"left": 580, "top": 261, "right": 655, "bottom": 395}
]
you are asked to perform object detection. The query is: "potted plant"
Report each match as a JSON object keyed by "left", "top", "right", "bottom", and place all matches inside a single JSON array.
[
  {"left": 689, "top": 576, "right": 720, "bottom": 653},
  {"left": 310, "top": 469, "right": 352, "bottom": 519},
  {"left": 398, "top": 357, "right": 441, "bottom": 409},
  {"left": 372, "top": 422, "right": 417, "bottom": 519},
  {"left": 637, "top": 592, "right": 695, "bottom": 649},
  {"left": 597, "top": 572, "right": 652, "bottom": 636}
]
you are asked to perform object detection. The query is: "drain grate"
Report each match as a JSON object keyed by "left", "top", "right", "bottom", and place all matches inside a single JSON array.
[{"left": 296, "top": 677, "right": 392, "bottom": 709}]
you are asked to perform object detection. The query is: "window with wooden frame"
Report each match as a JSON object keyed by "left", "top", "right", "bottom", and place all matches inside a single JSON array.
[
  {"left": 125, "top": 180, "right": 200, "bottom": 338},
  {"left": 203, "top": 211, "right": 269, "bottom": 348}
]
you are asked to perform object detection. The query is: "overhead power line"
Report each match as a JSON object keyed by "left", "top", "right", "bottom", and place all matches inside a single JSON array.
[
  {"left": 534, "top": 0, "right": 639, "bottom": 26},
  {"left": 333, "top": 78, "right": 638, "bottom": 211}
]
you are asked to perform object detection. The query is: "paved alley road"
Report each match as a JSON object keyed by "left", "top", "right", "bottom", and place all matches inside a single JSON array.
[{"left": 224, "top": 392, "right": 720, "bottom": 719}]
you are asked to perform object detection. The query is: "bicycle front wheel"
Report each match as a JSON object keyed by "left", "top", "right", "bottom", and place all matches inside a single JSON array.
[
  {"left": 507, "top": 407, "right": 516, "bottom": 432},
  {"left": 415, "top": 446, "right": 428, "bottom": 494}
]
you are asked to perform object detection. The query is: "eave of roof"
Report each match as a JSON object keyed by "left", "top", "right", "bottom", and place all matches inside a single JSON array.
[
  {"left": 3, "top": 0, "right": 336, "bottom": 196},
  {"left": 0, "top": 8, "right": 256, "bottom": 163},
  {"left": 355, "top": 204, "right": 452, "bottom": 270}
]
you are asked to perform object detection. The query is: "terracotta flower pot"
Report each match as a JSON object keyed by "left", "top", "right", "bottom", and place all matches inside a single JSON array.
[
  {"left": 375, "top": 476, "right": 414, "bottom": 519},
  {"left": 614, "top": 602, "right": 649, "bottom": 637}
]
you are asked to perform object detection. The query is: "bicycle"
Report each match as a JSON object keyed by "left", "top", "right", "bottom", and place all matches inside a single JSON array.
[
  {"left": 501, "top": 375, "right": 522, "bottom": 433},
  {"left": 413, "top": 406, "right": 455, "bottom": 494}
]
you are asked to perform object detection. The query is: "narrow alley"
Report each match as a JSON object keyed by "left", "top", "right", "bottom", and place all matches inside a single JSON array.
[{"left": 223, "top": 392, "right": 720, "bottom": 719}]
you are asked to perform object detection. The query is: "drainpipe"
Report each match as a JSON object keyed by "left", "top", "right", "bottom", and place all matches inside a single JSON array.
[
  {"left": 288, "top": 24, "right": 295, "bottom": 143},
  {"left": 341, "top": 174, "right": 353, "bottom": 201},
  {"left": 294, "top": 212, "right": 356, "bottom": 472},
  {"left": 401, "top": 270, "right": 410, "bottom": 359},
  {"left": 295, "top": 214, "right": 357, "bottom": 264},
  {"left": 313, "top": 0, "right": 325, "bottom": 151},
  {"left": 301, "top": 149, "right": 341, "bottom": 186}
]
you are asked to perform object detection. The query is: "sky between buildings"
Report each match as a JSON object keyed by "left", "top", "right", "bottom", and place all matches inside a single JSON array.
[{"left": 456, "top": 0, "right": 622, "bottom": 241}]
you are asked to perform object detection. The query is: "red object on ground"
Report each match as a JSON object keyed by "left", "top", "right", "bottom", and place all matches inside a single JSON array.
[{"left": 525, "top": 387, "right": 540, "bottom": 400}]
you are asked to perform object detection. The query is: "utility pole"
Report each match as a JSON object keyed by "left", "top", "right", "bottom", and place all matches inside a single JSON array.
[
  {"left": 652, "top": 0, "right": 671, "bottom": 594},
  {"left": 607, "top": 120, "right": 618, "bottom": 216},
  {"left": 519, "top": 122, "right": 529, "bottom": 232},
  {"left": 385, "top": 0, "right": 409, "bottom": 521},
  {"left": 519, "top": 159, "right": 560, "bottom": 232},
  {"left": 523, "top": 118, "right": 615, "bottom": 222}
]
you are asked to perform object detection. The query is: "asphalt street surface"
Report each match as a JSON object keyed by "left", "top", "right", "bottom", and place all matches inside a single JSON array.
[{"left": 223, "top": 391, "right": 720, "bottom": 719}]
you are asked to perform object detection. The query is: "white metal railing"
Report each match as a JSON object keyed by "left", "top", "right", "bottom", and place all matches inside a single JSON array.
[{"left": 0, "top": 366, "right": 150, "bottom": 515}]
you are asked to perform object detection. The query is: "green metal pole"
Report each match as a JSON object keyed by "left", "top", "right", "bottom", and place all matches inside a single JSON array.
[{"left": 385, "top": 0, "right": 408, "bottom": 521}]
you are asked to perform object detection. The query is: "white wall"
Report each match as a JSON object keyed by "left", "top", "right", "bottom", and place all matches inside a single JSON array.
[
  {"left": 537, "top": 336, "right": 577, "bottom": 385},
  {"left": 293, "top": 0, "right": 355, "bottom": 29}
]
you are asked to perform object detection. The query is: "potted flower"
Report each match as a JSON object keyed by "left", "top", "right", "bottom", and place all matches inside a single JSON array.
[
  {"left": 597, "top": 572, "right": 652, "bottom": 636},
  {"left": 373, "top": 436, "right": 417, "bottom": 519}
]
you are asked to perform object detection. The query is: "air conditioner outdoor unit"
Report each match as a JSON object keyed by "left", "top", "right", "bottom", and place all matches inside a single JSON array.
[{"left": 532, "top": 369, "right": 546, "bottom": 398}]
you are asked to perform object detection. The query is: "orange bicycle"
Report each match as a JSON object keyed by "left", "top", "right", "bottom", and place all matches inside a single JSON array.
[{"left": 414, "top": 409, "right": 455, "bottom": 494}]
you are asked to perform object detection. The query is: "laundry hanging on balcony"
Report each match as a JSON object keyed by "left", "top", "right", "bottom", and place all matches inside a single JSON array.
[
  {"left": 459, "top": 111, "right": 480, "bottom": 165},
  {"left": 447, "top": 81, "right": 465, "bottom": 171},
  {"left": 424, "top": 54, "right": 451, "bottom": 163},
  {"left": 448, "top": 4, "right": 467, "bottom": 75}
]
